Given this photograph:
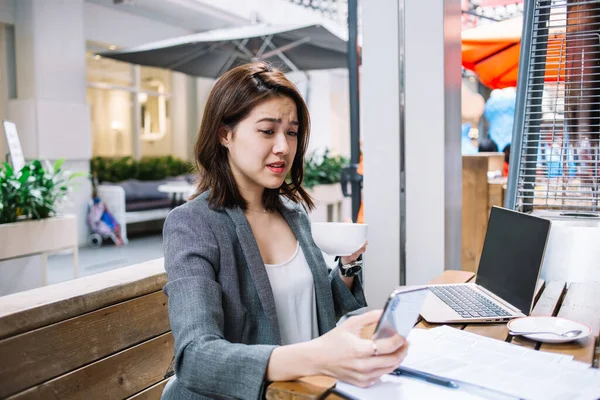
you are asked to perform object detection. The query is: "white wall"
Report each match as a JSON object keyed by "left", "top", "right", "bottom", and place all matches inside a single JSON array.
[
  {"left": 362, "top": 0, "right": 462, "bottom": 308},
  {"left": 170, "top": 72, "right": 198, "bottom": 162},
  {"left": 15, "top": 3, "right": 86, "bottom": 103},
  {"left": 0, "top": 24, "right": 10, "bottom": 159},
  {"left": 362, "top": 0, "right": 403, "bottom": 308},
  {"left": 329, "top": 70, "right": 350, "bottom": 157},
  {"left": 84, "top": 2, "right": 192, "bottom": 47},
  {"left": 0, "top": 0, "right": 14, "bottom": 25},
  {"left": 404, "top": 0, "right": 462, "bottom": 284},
  {"left": 89, "top": 88, "right": 133, "bottom": 157},
  {"left": 192, "top": 77, "right": 215, "bottom": 162},
  {"left": 194, "top": 0, "right": 343, "bottom": 27},
  {"left": 286, "top": 69, "right": 350, "bottom": 159},
  {"left": 8, "top": 0, "right": 91, "bottom": 247},
  {"left": 305, "top": 70, "right": 332, "bottom": 155}
]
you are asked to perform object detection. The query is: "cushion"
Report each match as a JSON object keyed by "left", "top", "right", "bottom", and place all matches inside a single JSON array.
[
  {"left": 114, "top": 179, "right": 170, "bottom": 202},
  {"left": 125, "top": 198, "right": 173, "bottom": 212}
]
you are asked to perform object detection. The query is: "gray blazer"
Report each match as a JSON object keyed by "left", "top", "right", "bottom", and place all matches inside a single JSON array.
[{"left": 161, "top": 192, "right": 367, "bottom": 400}]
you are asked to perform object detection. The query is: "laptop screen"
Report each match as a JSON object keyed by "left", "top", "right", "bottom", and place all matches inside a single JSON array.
[{"left": 475, "top": 207, "right": 551, "bottom": 314}]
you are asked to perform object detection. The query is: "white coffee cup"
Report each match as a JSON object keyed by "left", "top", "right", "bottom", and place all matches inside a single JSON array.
[{"left": 311, "top": 222, "right": 368, "bottom": 256}]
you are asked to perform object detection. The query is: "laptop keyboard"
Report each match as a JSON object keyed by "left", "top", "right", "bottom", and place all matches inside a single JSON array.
[{"left": 429, "top": 285, "right": 512, "bottom": 318}]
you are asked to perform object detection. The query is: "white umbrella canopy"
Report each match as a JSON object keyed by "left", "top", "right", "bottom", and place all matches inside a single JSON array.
[{"left": 100, "top": 22, "right": 352, "bottom": 77}]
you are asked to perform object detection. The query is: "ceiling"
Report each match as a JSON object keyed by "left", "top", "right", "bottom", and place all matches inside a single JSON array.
[{"left": 85, "top": 0, "right": 248, "bottom": 32}]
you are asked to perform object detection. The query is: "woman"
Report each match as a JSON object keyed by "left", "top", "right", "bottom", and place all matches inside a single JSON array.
[{"left": 162, "top": 62, "right": 408, "bottom": 400}]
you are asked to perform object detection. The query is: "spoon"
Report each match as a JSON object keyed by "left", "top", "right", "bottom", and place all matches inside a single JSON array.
[{"left": 508, "top": 329, "right": 582, "bottom": 338}]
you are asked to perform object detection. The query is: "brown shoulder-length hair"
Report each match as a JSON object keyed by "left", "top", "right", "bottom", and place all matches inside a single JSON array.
[{"left": 192, "top": 61, "right": 314, "bottom": 212}]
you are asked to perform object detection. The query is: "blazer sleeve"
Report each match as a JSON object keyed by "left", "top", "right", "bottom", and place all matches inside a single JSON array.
[
  {"left": 329, "top": 264, "right": 367, "bottom": 319},
  {"left": 163, "top": 206, "right": 277, "bottom": 400}
]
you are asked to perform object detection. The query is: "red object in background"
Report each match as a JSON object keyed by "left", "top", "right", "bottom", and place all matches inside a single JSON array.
[{"left": 462, "top": 17, "right": 566, "bottom": 89}]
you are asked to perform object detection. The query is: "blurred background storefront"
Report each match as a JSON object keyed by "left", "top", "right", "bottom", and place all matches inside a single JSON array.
[
  {"left": 0, "top": 0, "right": 353, "bottom": 245},
  {"left": 0, "top": 0, "right": 356, "bottom": 295}
]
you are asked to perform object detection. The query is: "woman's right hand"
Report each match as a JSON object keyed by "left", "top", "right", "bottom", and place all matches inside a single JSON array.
[{"left": 310, "top": 310, "right": 408, "bottom": 387}]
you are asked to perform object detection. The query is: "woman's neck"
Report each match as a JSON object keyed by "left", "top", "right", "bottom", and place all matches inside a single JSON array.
[{"left": 238, "top": 184, "right": 265, "bottom": 213}]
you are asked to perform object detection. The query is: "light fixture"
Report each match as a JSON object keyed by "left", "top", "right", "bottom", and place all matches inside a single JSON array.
[
  {"left": 110, "top": 120, "right": 123, "bottom": 131},
  {"left": 137, "top": 93, "right": 148, "bottom": 103},
  {"left": 108, "top": 45, "right": 117, "bottom": 50},
  {"left": 94, "top": 55, "right": 102, "bottom": 60}
]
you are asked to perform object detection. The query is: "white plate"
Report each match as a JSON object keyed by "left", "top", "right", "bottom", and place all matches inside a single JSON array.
[{"left": 507, "top": 316, "right": 592, "bottom": 343}]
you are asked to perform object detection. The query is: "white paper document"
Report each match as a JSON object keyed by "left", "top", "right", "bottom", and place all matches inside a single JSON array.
[
  {"left": 337, "top": 326, "right": 600, "bottom": 400},
  {"left": 336, "top": 373, "right": 492, "bottom": 400},
  {"left": 402, "top": 326, "right": 600, "bottom": 400}
]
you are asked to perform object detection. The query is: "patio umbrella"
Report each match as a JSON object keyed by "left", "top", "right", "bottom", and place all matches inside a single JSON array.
[
  {"left": 100, "top": 22, "right": 350, "bottom": 78},
  {"left": 462, "top": 17, "right": 565, "bottom": 89}
]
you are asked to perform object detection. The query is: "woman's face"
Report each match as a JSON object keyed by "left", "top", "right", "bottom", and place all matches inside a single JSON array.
[{"left": 221, "top": 96, "right": 299, "bottom": 194}]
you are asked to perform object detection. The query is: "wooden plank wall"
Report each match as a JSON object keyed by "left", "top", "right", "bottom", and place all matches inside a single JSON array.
[
  {"left": 0, "top": 259, "right": 172, "bottom": 400},
  {"left": 462, "top": 155, "right": 489, "bottom": 273},
  {"left": 462, "top": 154, "right": 507, "bottom": 273}
]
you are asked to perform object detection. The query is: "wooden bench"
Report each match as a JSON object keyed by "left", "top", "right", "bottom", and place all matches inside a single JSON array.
[
  {"left": 267, "top": 270, "right": 600, "bottom": 399},
  {"left": 0, "top": 259, "right": 172, "bottom": 399}
]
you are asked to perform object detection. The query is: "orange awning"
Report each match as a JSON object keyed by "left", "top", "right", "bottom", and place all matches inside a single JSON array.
[{"left": 462, "top": 17, "right": 565, "bottom": 89}]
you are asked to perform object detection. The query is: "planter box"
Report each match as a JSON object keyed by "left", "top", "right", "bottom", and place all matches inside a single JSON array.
[
  {"left": 0, "top": 215, "right": 79, "bottom": 285},
  {"left": 307, "top": 183, "right": 349, "bottom": 222}
]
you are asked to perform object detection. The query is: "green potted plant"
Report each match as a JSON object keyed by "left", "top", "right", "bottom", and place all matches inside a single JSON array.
[
  {"left": 303, "top": 149, "right": 349, "bottom": 222},
  {"left": 90, "top": 156, "right": 193, "bottom": 183},
  {"left": 303, "top": 149, "right": 348, "bottom": 189},
  {"left": 0, "top": 159, "right": 86, "bottom": 269}
]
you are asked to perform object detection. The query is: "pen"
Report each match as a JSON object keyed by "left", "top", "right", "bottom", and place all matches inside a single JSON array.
[{"left": 392, "top": 367, "right": 459, "bottom": 389}]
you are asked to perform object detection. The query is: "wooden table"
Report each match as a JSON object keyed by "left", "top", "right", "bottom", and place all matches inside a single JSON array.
[{"left": 266, "top": 270, "right": 600, "bottom": 400}]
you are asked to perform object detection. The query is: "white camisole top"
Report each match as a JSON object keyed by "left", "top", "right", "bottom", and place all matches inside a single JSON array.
[{"left": 264, "top": 242, "right": 319, "bottom": 345}]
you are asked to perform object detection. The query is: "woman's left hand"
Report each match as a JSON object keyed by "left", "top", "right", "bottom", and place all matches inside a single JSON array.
[{"left": 341, "top": 240, "right": 368, "bottom": 265}]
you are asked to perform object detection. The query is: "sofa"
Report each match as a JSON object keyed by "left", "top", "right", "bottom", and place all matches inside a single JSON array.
[{"left": 97, "top": 175, "right": 197, "bottom": 242}]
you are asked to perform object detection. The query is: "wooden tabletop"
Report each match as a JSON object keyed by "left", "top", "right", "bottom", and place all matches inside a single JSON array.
[{"left": 266, "top": 270, "right": 600, "bottom": 400}]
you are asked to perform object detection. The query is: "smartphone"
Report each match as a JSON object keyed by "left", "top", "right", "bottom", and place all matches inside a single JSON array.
[{"left": 373, "top": 286, "right": 430, "bottom": 340}]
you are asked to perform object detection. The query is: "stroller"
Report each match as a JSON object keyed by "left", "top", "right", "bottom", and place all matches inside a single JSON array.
[{"left": 87, "top": 180, "right": 126, "bottom": 248}]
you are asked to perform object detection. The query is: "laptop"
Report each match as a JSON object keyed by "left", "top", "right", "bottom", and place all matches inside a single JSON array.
[{"left": 421, "top": 206, "right": 552, "bottom": 323}]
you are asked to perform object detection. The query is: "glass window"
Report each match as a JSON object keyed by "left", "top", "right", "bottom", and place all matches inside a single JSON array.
[
  {"left": 87, "top": 88, "right": 134, "bottom": 157},
  {"left": 139, "top": 93, "right": 172, "bottom": 156},
  {"left": 139, "top": 66, "right": 172, "bottom": 157},
  {"left": 86, "top": 41, "right": 133, "bottom": 88},
  {"left": 86, "top": 41, "right": 173, "bottom": 159},
  {"left": 141, "top": 66, "right": 171, "bottom": 93}
]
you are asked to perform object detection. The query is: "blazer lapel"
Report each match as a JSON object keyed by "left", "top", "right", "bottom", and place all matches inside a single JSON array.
[
  {"left": 225, "top": 207, "right": 282, "bottom": 345},
  {"left": 278, "top": 203, "right": 337, "bottom": 334}
]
